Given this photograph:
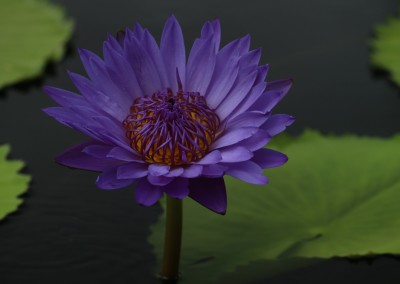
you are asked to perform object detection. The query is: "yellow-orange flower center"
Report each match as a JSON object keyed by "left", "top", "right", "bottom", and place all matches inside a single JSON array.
[{"left": 123, "top": 89, "right": 220, "bottom": 166}]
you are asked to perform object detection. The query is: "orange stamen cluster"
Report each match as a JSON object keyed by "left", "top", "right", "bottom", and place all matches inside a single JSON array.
[{"left": 123, "top": 89, "right": 220, "bottom": 166}]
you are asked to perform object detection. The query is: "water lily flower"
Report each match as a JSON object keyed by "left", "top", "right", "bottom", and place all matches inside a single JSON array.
[{"left": 44, "top": 15, "right": 294, "bottom": 215}]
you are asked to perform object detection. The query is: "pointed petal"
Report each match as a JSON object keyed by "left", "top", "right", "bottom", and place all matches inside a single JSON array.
[
  {"left": 215, "top": 70, "right": 258, "bottom": 120},
  {"left": 189, "top": 177, "right": 227, "bottom": 215},
  {"left": 67, "top": 71, "right": 124, "bottom": 120},
  {"left": 117, "top": 162, "right": 149, "bottom": 179},
  {"left": 164, "top": 178, "right": 190, "bottom": 199},
  {"left": 148, "top": 164, "right": 170, "bottom": 176},
  {"left": 225, "top": 161, "right": 268, "bottom": 184},
  {"left": 78, "top": 49, "right": 127, "bottom": 110},
  {"left": 135, "top": 178, "right": 163, "bottom": 206},
  {"left": 195, "top": 150, "right": 222, "bottom": 165},
  {"left": 82, "top": 144, "right": 112, "bottom": 158},
  {"left": 55, "top": 141, "right": 124, "bottom": 171},
  {"left": 262, "top": 114, "right": 295, "bottom": 136},
  {"left": 103, "top": 40, "right": 144, "bottom": 101},
  {"left": 205, "top": 39, "right": 241, "bottom": 108},
  {"left": 147, "top": 175, "right": 174, "bottom": 186},
  {"left": 166, "top": 167, "right": 185, "bottom": 177},
  {"left": 142, "top": 30, "right": 169, "bottom": 87},
  {"left": 225, "top": 111, "right": 269, "bottom": 129},
  {"left": 124, "top": 36, "right": 163, "bottom": 95},
  {"left": 96, "top": 168, "right": 135, "bottom": 189},
  {"left": 228, "top": 81, "right": 266, "bottom": 121},
  {"left": 107, "top": 147, "right": 142, "bottom": 162},
  {"left": 252, "top": 148, "right": 288, "bottom": 169},
  {"left": 43, "top": 86, "right": 87, "bottom": 108},
  {"left": 186, "top": 36, "right": 216, "bottom": 94},
  {"left": 161, "top": 15, "right": 186, "bottom": 91},
  {"left": 211, "top": 127, "right": 258, "bottom": 149},
  {"left": 236, "top": 129, "right": 271, "bottom": 151},
  {"left": 181, "top": 164, "right": 203, "bottom": 178},
  {"left": 201, "top": 19, "right": 221, "bottom": 53},
  {"left": 220, "top": 146, "right": 253, "bottom": 163},
  {"left": 250, "top": 79, "right": 293, "bottom": 113},
  {"left": 201, "top": 164, "right": 227, "bottom": 177}
]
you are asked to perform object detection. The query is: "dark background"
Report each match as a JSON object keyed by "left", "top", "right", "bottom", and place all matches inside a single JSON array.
[{"left": 0, "top": 0, "right": 400, "bottom": 283}]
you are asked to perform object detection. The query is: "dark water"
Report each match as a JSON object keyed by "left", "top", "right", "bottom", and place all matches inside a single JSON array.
[{"left": 0, "top": 0, "right": 399, "bottom": 283}]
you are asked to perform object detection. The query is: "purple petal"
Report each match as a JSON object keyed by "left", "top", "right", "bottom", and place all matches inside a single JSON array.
[
  {"left": 77, "top": 48, "right": 104, "bottom": 82},
  {"left": 204, "top": 39, "right": 241, "bottom": 108},
  {"left": 195, "top": 150, "right": 222, "bottom": 165},
  {"left": 227, "top": 81, "right": 266, "bottom": 121},
  {"left": 142, "top": 30, "right": 169, "bottom": 87},
  {"left": 237, "top": 34, "right": 251, "bottom": 54},
  {"left": 201, "top": 164, "right": 227, "bottom": 177},
  {"left": 78, "top": 49, "right": 128, "bottom": 110},
  {"left": 163, "top": 178, "right": 190, "bottom": 199},
  {"left": 43, "top": 86, "right": 87, "bottom": 108},
  {"left": 254, "top": 65, "right": 270, "bottom": 85},
  {"left": 106, "top": 33, "right": 124, "bottom": 51},
  {"left": 132, "top": 23, "right": 145, "bottom": 41},
  {"left": 215, "top": 70, "right": 258, "bottom": 120},
  {"left": 211, "top": 127, "right": 258, "bottom": 149},
  {"left": 67, "top": 71, "right": 124, "bottom": 120},
  {"left": 160, "top": 15, "right": 186, "bottom": 91},
  {"left": 220, "top": 146, "right": 253, "bottom": 163},
  {"left": 250, "top": 79, "right": 293, "bottom": 113},
  {"left": 44, "top": 107, "right": 129, "bottom": 151},
  {"left": 200, "top": 19, "right": 221, "bottom": 53},
  {"left": 262, "top": 114, "right": 295, "bottom": 136},
  {"left": 135, "top": 178, "right": 163, "bottom": 206},
  {"left": 147, "top": 175, "right": 174, "bottom": 186},
  {"left": 148, "top": 164, "right": 170, "bottom": 176},
  {"left": 44, "top": 107, "right": 102, "bottom": 142},
  {"left": 56, "top": 141, "right": 124, "bottom": 171},
  {"left": 107, "top": 147, "right": 142, "bottom": 162},
  {"left": 82, "top": 144, "right": 112, "bottom": 158},
  {"left": 96, "top": 168, "right": 135, "bottom": 189},
  {"left": 239, "top": 48, "right": 261, "bottom": 70},
  {"left": 252, "top": 148, "right": 288, "bottom": 168},
  {"left": 225, "top": 111, "right": 269, "bottom": 129},
  {"left": 123, "top": 36, "right": 163, "bottom": 96},
  {"left": 225, "top": 161, "right": 268, "bottom": 185},
  {"left": 166, "top": 167, "right": 185, "bottom": 177},
  {"left": 188, "top": 177, "right": 227, "bottom": 215},
  {"left": 236, "top": 129, "right": 271, "bottom": 151},
  {"left": 103, "top": 40, "right": 144, "bottom": 101},
  {"left": 117, "top": 163, "right": 149, "bottom": 179},
  {"left": 181, "top": 164, "right": 203, "bottom": 178},
  {"left": 186, "top": 36, "right": 216, "bottom": 94}
]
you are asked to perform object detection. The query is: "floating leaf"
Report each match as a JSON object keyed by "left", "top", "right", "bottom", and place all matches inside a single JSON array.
[
  {"left": 370, "top": 7, "right": 400, "bottom": 86},
  {"left": 149, "top": 131, "right": 400, "bottom": 283},
  {"left": 0, "top": 145, "right": 30, "bottom": 220},
  {"left": 0, "top": 0, "right": 73, "bottom": 89}
]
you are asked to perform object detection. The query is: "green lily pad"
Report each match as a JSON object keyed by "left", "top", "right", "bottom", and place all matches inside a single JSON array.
[
  {"left": 149, "top": 131, "right": 400, "bottom": 283},
  {"left": 0, "top": 145, "right": 30, "bottom": 221},
  {"left": 370, "top": 6, "right": 400, "bottom": 86},
  {"left": 0, "top": 0, "right": 73, "bottom": 89}
]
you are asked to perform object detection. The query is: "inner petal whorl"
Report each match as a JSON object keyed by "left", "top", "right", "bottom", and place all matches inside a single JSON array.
[{"left": 123, "top": 89, "right": 220, "bottom": 166}]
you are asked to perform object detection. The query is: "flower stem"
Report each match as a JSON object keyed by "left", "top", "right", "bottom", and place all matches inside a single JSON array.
[{"left": 161, "top": 196, "right": 183, "bottom": 281}]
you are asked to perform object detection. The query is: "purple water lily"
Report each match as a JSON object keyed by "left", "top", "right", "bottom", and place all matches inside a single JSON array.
[{"left": 44, "top": 16, "right": 293, "bottom": 215}]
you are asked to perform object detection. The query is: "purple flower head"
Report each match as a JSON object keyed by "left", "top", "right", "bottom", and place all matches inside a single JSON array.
[{"left": 44, "top": 16, "right": 294, "bottom": 215}]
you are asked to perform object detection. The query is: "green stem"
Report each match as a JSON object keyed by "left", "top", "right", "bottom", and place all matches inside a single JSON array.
[{"left": 161, "top": 196, "right": 183, "bottom": 281}]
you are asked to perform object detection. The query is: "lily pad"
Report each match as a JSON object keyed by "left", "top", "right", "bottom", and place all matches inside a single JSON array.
[
  {"left": 370, "top": 7, "right": 400, "bottom": 86},
  {"left": 0, "top": 0, "right": 73, "bottom": 89},
  {"left": 149, "top": 131, "right": 400, "bottom": 283},
  {"left": 0, "top": 145, "right": 30, "bottom": 221}
]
